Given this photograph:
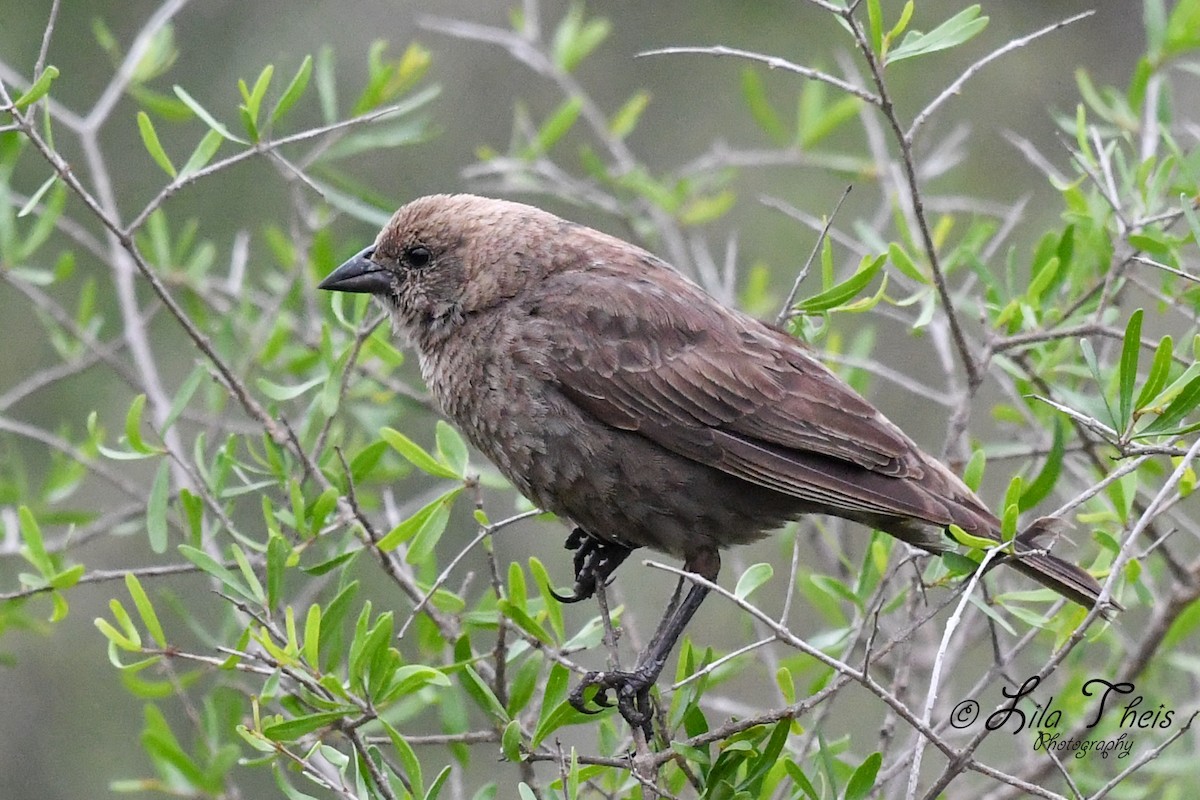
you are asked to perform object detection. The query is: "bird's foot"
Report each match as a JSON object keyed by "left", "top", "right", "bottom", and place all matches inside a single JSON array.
[
  {"left": 549, "top": 528, "right": 634, "bottom": 604},
  {"left": 569, "top": 666, "right": 657, "bottom": 739}
]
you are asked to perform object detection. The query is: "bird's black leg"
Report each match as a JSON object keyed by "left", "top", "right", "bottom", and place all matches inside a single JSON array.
[
  {"left": 549, "top": 527, "right": 634, "bottom": 604},
  {"left": 569, "top": 549, "right": 718, "bottom": 738}
]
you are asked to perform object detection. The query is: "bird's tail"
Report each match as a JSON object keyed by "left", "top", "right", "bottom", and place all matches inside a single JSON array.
[{"left": 1005, "top": 516, "right": 1118, "bottom": 613}]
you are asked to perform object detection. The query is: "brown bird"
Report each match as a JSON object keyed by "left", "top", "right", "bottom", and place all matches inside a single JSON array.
[{"left": 319, "top": 194, "right": 1107, "bottom": 733}]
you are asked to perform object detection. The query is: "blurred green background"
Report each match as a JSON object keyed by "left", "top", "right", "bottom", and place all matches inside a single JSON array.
[{"left": 0, "top": 1, "right": 1147, "bottom": 797}]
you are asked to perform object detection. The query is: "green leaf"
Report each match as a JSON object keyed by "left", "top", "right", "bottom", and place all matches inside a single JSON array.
[
  {"left": 137, "top": 111, "right": 177, "bottom": 177},
  {"left": 552, "top": 4, "right": 611, "bottom": 72},
  {"left": 18, "top": 506, "right": 54, "bottom": 575},
  {"left": 263, "top": 711, "right": 349, "bottom": 741},
  {"left": 609, "top": 90, "right": 650, "bottom": 139},
  {"left": 376, "top": 488, "right": 460, "bottom": 552},
  {"left": 1139, "top": 375, "right": 1200, "bottom": 436},
  {"left": 126, "top": 573, "right": 166, "bottom": 648},
  {"left": 1165, "top": 0, "right": 1200, "bottom": 55},
  {"left": 867, "top": 0, "right": 884, "bottom": 55},
  {"left": 178, "top": 545, "right": 257, "bottom": 604},
  {"left": 271, "top": 55, "right": 313, "bottom": 125},
  {"left": 887, "top": 6, "right": 988, "bottom": 64},
  {"left": 404, "top": 489, "right": 459, "bottom": 565},
  {"left": 178, "top": 129, "right": 224, "bottom": 179},
  {"left": 458, "top": 664, "right": 510, "bottom": 724},
  {"left": 1135, "top": 335, "right": 1173, "bottom": 412},
  {"left": 1118, "top": 309, "right": 1143, "bottom": 429},
  {"left": 843, "top": 752, "right": 882, "bottom": 800},
  {"left": 239, "top": 64, "right": 274, "bottom": 139},
  {"left": 173, "top": 85, "right": 247, "bottom": 143},
  {"left": 124, "top": 394, "right": 157, "bottom": 454},
  {"left": 785, "top": 761, "right": 820, "bottom": 800},
  {"left": 501, "top": 719, "right": 523, "bottom": 762},
  {"left": 13, "top": 65, "right": 60, "bottom": 109},
  {"left": 435, "top": 420, "right": 469, "bottom": 478},
  {"left": 734, "top": 563, "right": 773, "bottom": 601},
  {"left": 947, "top": 524, "right": 996, "bottom": 551},
  {"left": 1019, "top": 421, "right": 1064, "bottom": 511},
  {"left": 529, "top": 96, "right": 582, "bottom": 155},
  {"left": 962, "top": 448, "right": 986, "bottom": 492},
  {"left": 381, "top": 427, "right": 460, "bottom": 479},
  {"left": 794, "top": 254, "right": 885, "bottom": 313},
  {"left": 256, "top": 376, "right": 323, "bottom": 401},
  {"left": 1080, "top": 338, "right": 1118, "bottom": 429},
  {"left": 16, "top": 174, "right": 58, "bottom": 218},
  {"left": 146, "top": 460, "right": 170, "bottom": 554},
  {"left": 163, "top": 364, "right": 205, "bottom": 433},
  {"left": 498, "top": 599, "right": 554, "bottom": 646},
  {"left": 741, "top": 68, "right": 788, "bottom": 144}
]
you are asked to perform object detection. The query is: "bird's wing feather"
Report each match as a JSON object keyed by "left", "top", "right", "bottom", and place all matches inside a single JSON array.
[{"left": 529, "top": 264, "right": 953, "bottom": 522}]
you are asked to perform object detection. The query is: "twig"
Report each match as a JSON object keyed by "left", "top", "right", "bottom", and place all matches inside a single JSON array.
[
  {"left": 908, "top": 12, "right": 1095, "bottom": 140},
  {"left": 638, "top": 46, "right": 881, "bottom": 106},
  {"left": 777, "top": 184, "right": 853, "bottom": 325}
]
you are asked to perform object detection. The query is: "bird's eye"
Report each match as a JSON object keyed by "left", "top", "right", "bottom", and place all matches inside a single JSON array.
[{"left": 405, "top": 245, "right": 432, "bottom": 269}]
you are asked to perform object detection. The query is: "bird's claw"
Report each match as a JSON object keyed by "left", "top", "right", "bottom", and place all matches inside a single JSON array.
[
  {"left": 550, "top": 528, "right": 634, "bottom": 605},
  {"left": 568, "top": 668, "right": 655, "bottom": 738}
]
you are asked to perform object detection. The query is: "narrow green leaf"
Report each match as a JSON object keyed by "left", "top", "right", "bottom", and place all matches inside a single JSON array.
[
  {"left": 13, "top": 65, "right": 60, "bottom": 109},
  {"left": 178, "top": 545, "right": 256, "bottom": 603},
  {"left": 256, "top": 376, "right": 323, "bottom": 402},
  {"left": 733, "top": 563, "right": 773, "bottom": 600},
  {"left": 271, "top": 55, "right": 313, "bottom": 125},
  {"left": 867, "top": 0, "right": 884, "bottom": 55},
  {"left": 1165, "top": 0, "right": 1200, "bottom": 55},
  {"left": 173, "top": 86, "right": 247, "bottom": 143},
  {"left": 843, "top": 752, "right": 882, "bottom": 800},
  {"left": 501, "top": 719, "right": 523, "bottom": 762},
  {"left": 947, "top": 524, "right": 995, "bottom": 551},
  {"left": 887, "top": 6, "right": 988, "bottom": 64},
  {"left": 16, "top": 174, "right": 58, "bottom": 218},
  {"left": 741, "top": 68, "right": 788, "bottom": 144},
  {"left": 1080, "top": 338, "right": 1118, "bottom": 429},
  {"left": 18, "top": 506, "right": 54, "bottom": 575},
  {"left": 1134, "top": 335, "right": 1173, "bottom": 411},
  {"left": 241, "top": 64, "right": 274, "bottom": 138},
  {"left": 126, "top": 573, "right": 166, "bottom": 648},
  {"left": 381, "top": 427, "right": 460, "bottom": 479},
  {"left": 163, "top": 364, "right": 205, "bottom": 433},
  {"left": 303, "top": 604, "right": 321, "bottom": 667},
  {"left": 1019, "top": 421, "right": 1064, "bottom": 510},
  {"left": 124, "top": 394, "right": 155, "bottom": 454},
  {"left": 404, "top": 489, "right": 459, "bottom": 565},
  {"left": 795, "top": 253, "right": 885, "bottom": 313},
  {"left": 263, "top": 711, "right": 348, "bottom": 741},
  {"left": 137, "top": 111, "right": 177, "bottom": 177},
  {"left": 889, "top": 242, "right": 928, "bottom": 284},
  {"left": 1118, "top": 309, "right": 1144, "bottom": 428},
  {"left": 458, "top": 664, "right": 510, "bottom": 724},
  {"left": 435, "top": 420, "right": 469, "bottom": 478},
  {"left": 498, "top": 599, "right": 554, "bottom": 646},
  {"left": 609, "top": 90, "right": 650, "bottom": 139},
  {"left": 1140, "top": 374, "right": 1200, "bottom": 435},
  {"left": 962, "top": 448, "right": 986, "bottom": 492},
  {"left": 530, "top": 96, "right": 582, "bottom": 155},
  {"left": 383, "top": 722, "right": 425, "bottom": 798},
  {"left": 146, "top": 461, "right": 170, "bottom": 554},
  {"left": 178, "top": 129, "right": 224, "bottom": 179},
  {"left": 377, "top": 488, "right": 459, "bottom": 552}
]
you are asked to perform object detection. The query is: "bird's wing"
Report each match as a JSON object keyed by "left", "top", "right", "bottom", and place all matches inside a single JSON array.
[{"left": 528, "top": 265, "right": 955, "bottom": 524}]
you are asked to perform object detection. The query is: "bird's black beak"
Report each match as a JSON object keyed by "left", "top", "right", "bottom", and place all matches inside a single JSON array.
[{"left": 319, "top": 246, "right": 390, "bottom": 294}]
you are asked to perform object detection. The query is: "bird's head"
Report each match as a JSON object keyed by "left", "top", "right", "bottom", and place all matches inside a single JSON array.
[{"left": 319, "top": 194, "right": 571, "bottom": 345}]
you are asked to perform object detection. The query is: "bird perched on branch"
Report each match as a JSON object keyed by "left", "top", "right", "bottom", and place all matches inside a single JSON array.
[{"left": 320, "top": 193, "right": 1108, "bottom": 736}]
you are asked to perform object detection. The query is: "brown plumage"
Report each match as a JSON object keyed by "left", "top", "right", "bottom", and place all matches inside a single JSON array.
[{"left": 320, "top": 193, "right": 1107, "bottom": 732}]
